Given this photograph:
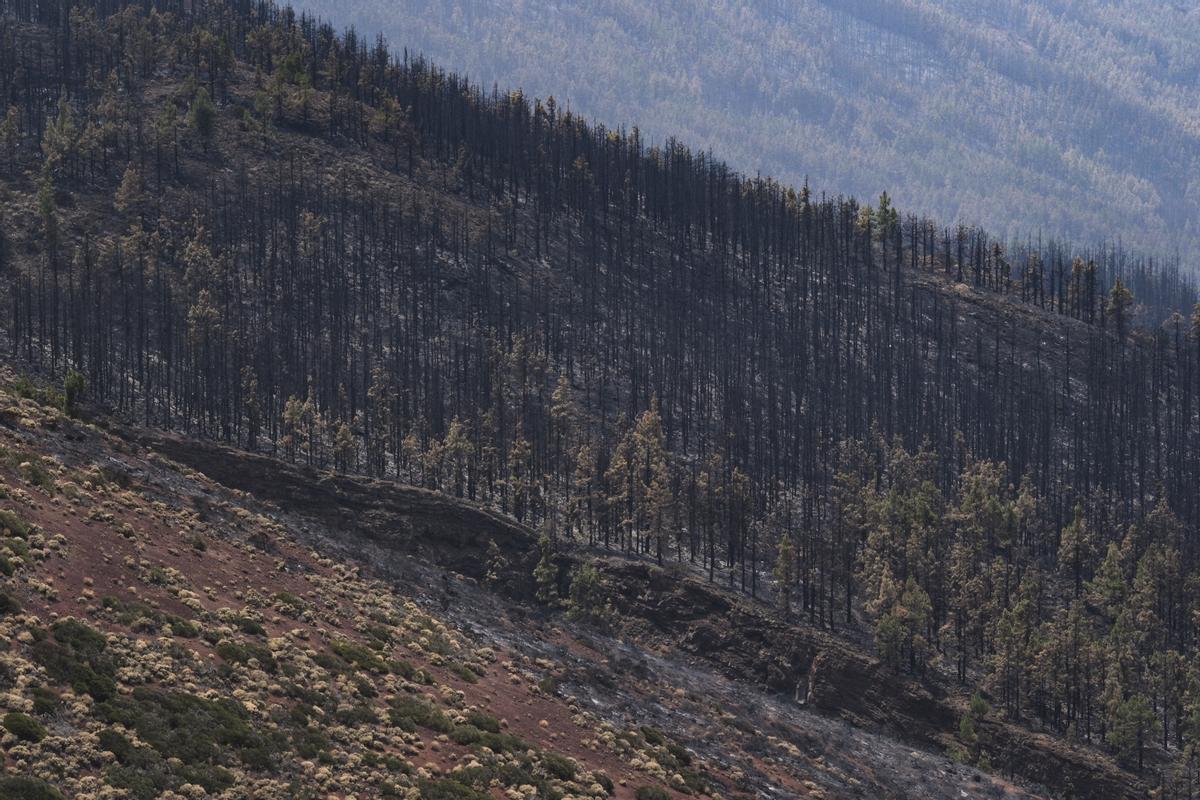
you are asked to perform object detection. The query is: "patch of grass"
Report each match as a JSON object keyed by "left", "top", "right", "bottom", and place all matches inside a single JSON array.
[
  {"left": 4, "top": 537, "right": 30, "bottom": 558},
  {"left": 364, "top": 622, "right": 394, "bottom": 646},
  {"left": 353, "top": 675, "right": 378, "bottom": 698},
  {"left": 146, "top": 566, "right": 173, "bottom": 586},
  {"left": 97, "top": 465, "right": 133, "bottom": 490},
  {"left": 678, "top": 767, "right": 706, "bottom": 794},
  {"left": 281, "top": 681, "right": 334, "bottom": 711},
  {"left": 103, "top": 743, "right": 233, "bottom": 800},
  {"left": 450, "top": 724, "right": 483, "bottom": 746},
  {"left": 279, "top": 777, "right": 321, "bottom": 796},
  {"left": 3, "top": 711, "right": 47, "bottom": 742},
  {"left": 105, "top": 761, "right": 176, "bottom": 800},
  {"left": 30, "top": 619, "right": 117, "bottom": 701},
  {"left": 7, "top": 455, "right": 55, "bottom": 492},
  {"left": 311, "top": 650, "right": 347, "bottom": 673},
  {"left": 359, "top": 749, "right": 413, "bottom": 774},
  {"left": 100, "top": 597, "right": 199, "bottom": 639},
  {"left": 475, "top": 729, "right": 530, "bottom": 754},
  {"left": 9, "top": 376, "right": 65, "bottom": 414},
  {"left": 635, "top": 727, "right": 703, "bottom": 793},
  {"left": 0, "top": 777, "right": 65, "bottom": 800},
  {"left": 448, "top": 723, "right": 519, "bottom": 751},
  {"left": 383, "top": 754, "right": 412, "bottom": 773},
  {"left": 666, "top": 741, "right": 693, "bottom": 766},
  {"left": 452, "top": 761, "right": 560, "bottom": 796},
  {"left": 422, "top": 628, "right": 455, "bottom": 656}
]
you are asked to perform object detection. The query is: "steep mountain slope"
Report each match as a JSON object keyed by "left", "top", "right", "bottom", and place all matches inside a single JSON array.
[
  {"left": 291, "top": 0, "right": 1200, "bottom": 265},
  {"left": 0, "top": 374, "right": 1127, "bottom": 799},
  {"left": 2, "top": 2, "right": 1200, "bottom": 798},
  {"left": 0, "top": 378, "right": 714, "bottom": 800}
]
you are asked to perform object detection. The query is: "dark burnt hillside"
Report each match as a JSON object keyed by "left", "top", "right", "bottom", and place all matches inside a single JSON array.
[
  {"left": 1, "top": 0, "right": 1196, "bottom": 539},
  {"left": 120, "top": 414, "right": 1143, "bottom": 800},
  {"left": 0, "top": 379, "right": 1133, "bottom": 798},
  {"left": 2, "top": 0, "right": 1200, "bottom": 795}
]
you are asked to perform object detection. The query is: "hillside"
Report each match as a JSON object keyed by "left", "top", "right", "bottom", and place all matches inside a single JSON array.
[
  {"left": 0, "top": 377, "right": 732, "bottom": 800},
  {"left": 0, "top": 374, "right": 1130, "bottom": 799},
  {"left": 2, "top": 1, "right": 1200, "bottom": 798},
  {"left": 291, "top": 0, "right": 1200, "bottom": 265}
]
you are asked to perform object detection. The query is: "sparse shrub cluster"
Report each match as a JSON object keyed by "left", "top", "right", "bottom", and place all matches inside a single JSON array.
[
  {"left": 9, "top": 375, "right": 65, "bottom": 415},
  {"left": 100, "top": 596, "right": 198, "bottom": 638},
  {"left": 328, "top": 637, "right": 388, "bottom": 673},
  {"left": 387, "top": 694, "right": 454, "bottom": 734},
  {"left": 216, "top": 638, "right": 277, "bottom": 672},
  {"left": 388, "top": 657, "right": 433, "bottom": 684}
]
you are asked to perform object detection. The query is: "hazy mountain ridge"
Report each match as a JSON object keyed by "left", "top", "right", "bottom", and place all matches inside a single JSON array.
[{"left": 294, "top": 0, "right": 1200, "bottom": 263}]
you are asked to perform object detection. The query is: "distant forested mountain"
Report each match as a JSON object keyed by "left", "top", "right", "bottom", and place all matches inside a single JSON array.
[{"left": 292, "top": 0, "right": 1200, "bottom": 268}]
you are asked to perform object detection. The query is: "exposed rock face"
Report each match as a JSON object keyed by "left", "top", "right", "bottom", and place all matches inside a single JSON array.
[{"left": 127, "top": 430, "right": 539, "bottom": 585}]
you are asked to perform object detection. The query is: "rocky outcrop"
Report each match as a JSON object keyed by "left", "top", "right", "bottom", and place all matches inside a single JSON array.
[{"left": 121, "top": 430, "right": 539, "bottom": 587}]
